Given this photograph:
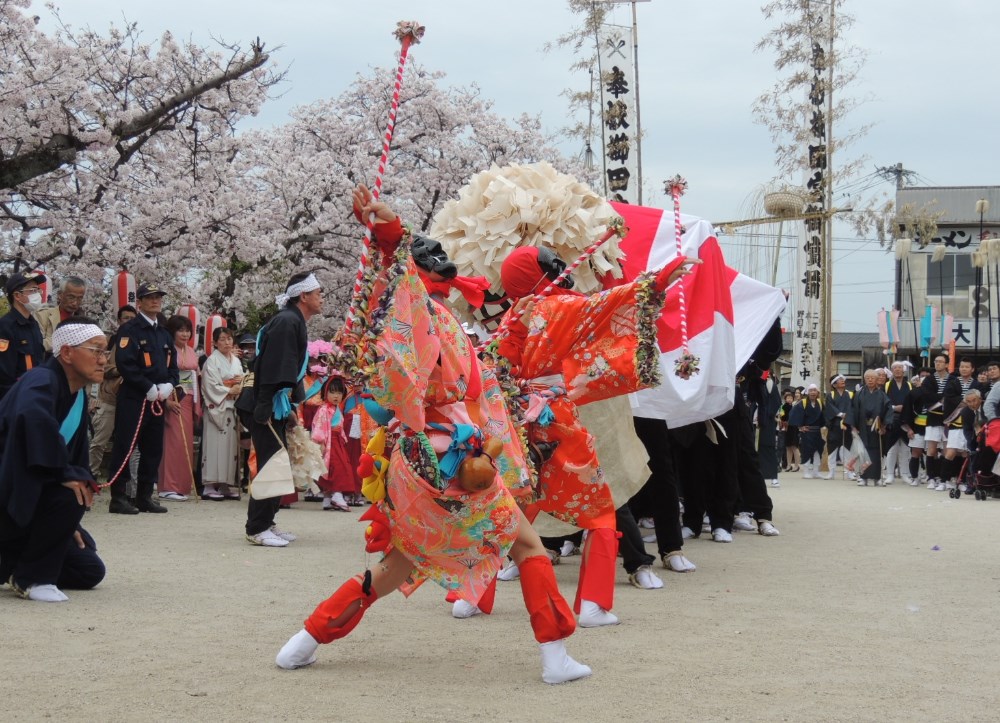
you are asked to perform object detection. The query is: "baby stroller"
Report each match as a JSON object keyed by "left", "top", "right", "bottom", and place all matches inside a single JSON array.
[{"left": 962, "top": 419, "right": 1000, "bottom": 501}]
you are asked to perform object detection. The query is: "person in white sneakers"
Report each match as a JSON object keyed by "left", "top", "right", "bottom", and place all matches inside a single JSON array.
[
  {"left": 920, "top": 354, "right": 952, "bottom": 491},
  {"left": 939, "top": 359, "right": 977, "bottom": 493}
]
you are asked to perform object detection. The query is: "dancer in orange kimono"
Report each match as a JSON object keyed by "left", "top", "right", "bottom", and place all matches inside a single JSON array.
[
  {"left": 276, "top": 185, "right": 592, "bottom": 684},
  {"left": 494, "top": 245, "right": 693, "bottom": 626}
]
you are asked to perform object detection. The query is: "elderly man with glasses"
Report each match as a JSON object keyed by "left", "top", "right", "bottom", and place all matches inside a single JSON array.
[{"left": 0, "top": 317, "right": 109, "bottom": 602}]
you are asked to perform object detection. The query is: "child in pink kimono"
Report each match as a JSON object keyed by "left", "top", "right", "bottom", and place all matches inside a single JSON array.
[{"left": 311, "top": 377, "right": 353, "bottom": 511}]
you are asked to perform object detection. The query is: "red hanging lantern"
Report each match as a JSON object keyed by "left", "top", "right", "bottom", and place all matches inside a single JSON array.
[
  {"left": 175, "top": 304, "right": 200, "bottom": 349},
  {"left": 32, "top": 269, "right": 49, "bottom": 304},
  {"left": 204, "top": 313, "right": 227, "bottom": 356},
  {"left": 113, "top": 271, "right": 136, "bottom": 311}
]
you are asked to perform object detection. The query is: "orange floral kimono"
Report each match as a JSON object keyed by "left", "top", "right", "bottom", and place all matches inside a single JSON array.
[
  {"left": 499, "top": 280, "right": 663, "bottom": 530},
  {"left": 360, "top": 253, "right": 532, "bottom": 604}
]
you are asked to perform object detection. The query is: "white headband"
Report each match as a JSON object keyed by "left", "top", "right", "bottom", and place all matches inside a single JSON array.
[
  {"left": 52, "top": 324, "right": 105, "bottom": 357},
  {"left": 807, "top": 383, "right": 819, "bottom": 391},
  {"left": 275, "top": 273, "right": 320, "bottom": 307},
  {"left": 831, "top": 374, "right": 845, "bottom": 385}
]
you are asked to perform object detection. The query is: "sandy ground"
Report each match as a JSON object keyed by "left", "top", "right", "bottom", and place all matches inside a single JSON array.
[{"left": 3, "top": 471, "right": 1000, "bottom": 723}]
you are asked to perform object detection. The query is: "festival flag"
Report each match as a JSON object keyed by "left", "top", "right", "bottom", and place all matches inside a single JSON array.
[
  {"left": 877, "top": 308, "right": 900, "bottom": 354},
  {"left": 919, "top": 304, "right": 939, "bottom": 358},
  {"left": 608, "top": 202, "right": 787, "bottom": 427}
]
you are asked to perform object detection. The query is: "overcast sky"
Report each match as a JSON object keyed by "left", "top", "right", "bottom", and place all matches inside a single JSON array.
[{"left": 44, "top": 1, "right": 1000, "bottom": 331}]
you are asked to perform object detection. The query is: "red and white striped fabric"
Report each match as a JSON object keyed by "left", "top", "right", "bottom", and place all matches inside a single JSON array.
[
  {"left": 175, "top": 304, "right": 200, "bottom": 349},
  {"left": 204, "top": 313, "right": 227, "bottom": 356},
  {"left": 112, "top": 271, "right": 136, "bottom": 311},
  {"left": 609, "top": 202, "right": 787, "bottom": 427}
]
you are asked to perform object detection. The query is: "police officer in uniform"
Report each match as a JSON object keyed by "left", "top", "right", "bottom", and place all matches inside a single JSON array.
[
  {"left": 0, "top": 272, "right": 47, "bottom": 400},
  {"left": 105, "top": 283, "right": 179, "bottom": 515}
]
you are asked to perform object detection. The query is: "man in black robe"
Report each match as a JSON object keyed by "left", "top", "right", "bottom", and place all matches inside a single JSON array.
[
  {"left": 846, "top": 370, "right": 893, "bottom": 486},
  {"left": 0, "top": 318, "right": 108, "bottom": 601},
  {"left": 245, "top": 272, "right": 322, "bottom": 547}
]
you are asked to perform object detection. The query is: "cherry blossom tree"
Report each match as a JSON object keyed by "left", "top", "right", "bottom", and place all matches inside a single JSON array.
[
  {"left": 219, "top": 63, "right": 582, "bottom": 334},
  {"left": 0, "top": 0, "right": 279, "bottom": 323}
]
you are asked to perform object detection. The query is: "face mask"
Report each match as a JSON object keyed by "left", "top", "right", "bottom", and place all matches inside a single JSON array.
[{"left": 23, "top": 292, "right": 43, "bottom": 312}]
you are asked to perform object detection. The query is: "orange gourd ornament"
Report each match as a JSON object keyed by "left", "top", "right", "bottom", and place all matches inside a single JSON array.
[{"left": 457, "top": 438, "right": 503, "bottom": 493}]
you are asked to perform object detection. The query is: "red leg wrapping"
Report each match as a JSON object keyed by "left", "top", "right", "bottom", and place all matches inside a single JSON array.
[
  {"left": 519, "top": 555, "right": 576, "bottom": 643},
  {"left": 573, "top": 527, "right": 619, "bottom": 614},
  {"left": 476, "top": 576, "right": 497, "bottom": 615},
  {"left": 304, "top": 576, "right": 380, "bottom": 644}
]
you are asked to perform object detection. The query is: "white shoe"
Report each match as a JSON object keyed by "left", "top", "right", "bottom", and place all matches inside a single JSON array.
[
  {"left": 819, "top": 470, "right": 834, "bottom": 480},
  {"left": 451, "top": 599, "right": 482, "bottom": 618},
  {"left": 681, "top": 526, "right": 696, "bottom": 540},
  {"left": 17, "top": 583, "right": 69, "bottom": 602},
  {"left": 578, "top": 599, "right": 619, "bottom": 628},
  {"left": 246, "top": 529, "right": 289, "bottom": 547},
  {"left": 927, "top": 479, "right": 937, "bottom": 490},
  {"left": 276, "top": 629, "right": 318, "bottom": 669},
  {"left": 158, "top": 491, "right": 188, "bottom": 501},
  {"left": 733, "top": 513, "right": 755, "bottom": 532},
  {"left": 662, "top": 552, "right": 696, "bottom": 572},
  {"left": 945, "top": 482, "right": 957, "bottom": 491},
  {"left": 701, "top": 515, "right": 711, "bottom": 534},
  {"left": 539, "top": 639, "right": 592, "bottom": 684},
  {"left": 497, "top": 561, "right": 520, "bottom": 581},
  {"left": 934, "top": 482, "right": 946, "bottom": 491},
  {"left": 857, "top": 479, "right": 867, "bottom": 486},
  {"left": 883, "top": 476, "right": 894, "bottom": 485},
  {"left": 711, "top": 528, "right": 733, "bottom": 543},
  {"left": 638, "top": 517, "right": 655, "bottom": 529},
  {"left": 628, "top": 565, "right": 664, "bottom": 589},
  {"left": 770, "top": 478, "right": 781, "bottom": 488},
  {"left": 758, "top": 521, "right": 780, "bottom": 536},
  {"left": 641, "top": 533, "right": 656, "bottom": 544},
  {"left": 878, "top": 478, "right": 887, "bottom": 487},
  {"left": 270, "top": 526, "right": 297, "bottom": 542},
  {"left": 559, "top": 540, "right": 578, "bottom": 557}
]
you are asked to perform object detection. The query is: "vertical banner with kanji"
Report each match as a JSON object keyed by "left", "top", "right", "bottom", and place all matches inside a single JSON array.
[
  {"left": 791, "top": 36, "right": 828, "bottom": 388},
  {"left": 597, "top": 24, "right": 638, "bottom": 204}
]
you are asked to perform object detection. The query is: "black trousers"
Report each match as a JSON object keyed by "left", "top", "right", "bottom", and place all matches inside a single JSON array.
[
  {"left": 0, "top": 484, "right": 86, "bottom": 588},
  {"left": 245, "top": 417, "right": 286, "bottom": 536},
  {"left": 616, "top": 505, "right": 654, "bottom": 573},
  {"left": 58, "top": 527, "right": 106, "bottom": 589},
  {"left": 732, "top": 403, "right": 774, "bottom": 521},
  {"left": 673, "top": 421, "right": 739, "bottom": 534},
  {"left": 757, "top": 420, "right": 780, "bottom": 479},
  {"left": 107, "top": 395, "right": 165, "bottom": 501},
  {"left": 630, "top": 416, "right": 683, "bottom": 554}
]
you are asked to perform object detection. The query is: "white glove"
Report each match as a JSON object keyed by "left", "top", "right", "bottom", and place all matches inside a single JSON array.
[
  {"left": 157, "top": 383, "right": 175, "bottom": 401},
  {"left": 146, "top": 385, "right": 159, "bottom": 402}
]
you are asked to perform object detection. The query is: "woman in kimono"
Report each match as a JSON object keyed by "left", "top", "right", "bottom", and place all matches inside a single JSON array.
[
  {"left": 157, "top": 315, "right": 200, "bottom": 500},
  {"left": 846, "top": 369, "right": 893, "bottom": 486},
  {"left": 276, "top": 185, "right": 593, "bottom": 684},
  {"left": 200, "top": 327, "right": 243, "bottom": 499}
]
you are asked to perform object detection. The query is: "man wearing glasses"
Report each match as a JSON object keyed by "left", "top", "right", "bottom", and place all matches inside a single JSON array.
[
  {"left": 35, "top": 276, "right": 87, "bottom": 355},
  {"left": 0, "top": 317, "right": 109, "bottom": 602},
  {"left": 0, "top": 271, "right": 47, "bottom": 400}
]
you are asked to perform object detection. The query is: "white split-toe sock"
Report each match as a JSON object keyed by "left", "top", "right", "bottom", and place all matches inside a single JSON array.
[
  {"left": 757, "top": 521, "right": 780, "bottom": 536},
  {"left": 451, "top": 599, "right": 482, "bottom": 618},
  {"left": 628, "top": 565, "right": 664, "bottom": 589},
  {"left": 23, "top": 583, "right": 69, "bottom": 602},
  {"left": 663, "top": 552, "right": 696, "bottom": 572},
  {"left": 497, "top": 561, "right": 520, "bottom": 581},
  {"left": 577, "top": 599, "right": 619, "bottom": 628},
  {"left": 680, "top": 526, "right": 695, "bottom": 540},
  {"left": 539, "top": 639, "right": 592, "bottom": 684},
  {"left": 276, "top": 629, "right": 319, "bottom": 670}
]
